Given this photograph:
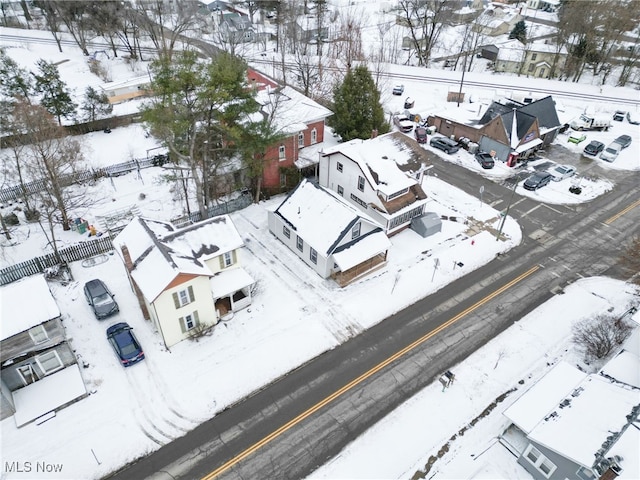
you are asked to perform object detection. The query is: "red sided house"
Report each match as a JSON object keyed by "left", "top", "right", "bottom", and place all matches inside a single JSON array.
[{"left": 247, "top": 70, "right": 333, "bottom": 194}]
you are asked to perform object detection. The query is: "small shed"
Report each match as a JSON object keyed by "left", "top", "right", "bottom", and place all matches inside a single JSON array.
[
  {"left": 479, "top": 44, "right": 499, "bottom": 61},
  {"left": 411, "top": 212, "right": 442, "bottom": 238}
]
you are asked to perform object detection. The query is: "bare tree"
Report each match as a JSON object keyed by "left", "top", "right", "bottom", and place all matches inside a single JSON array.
[
  {"left": 398, "top": 0, "right": 453, "bottom": 66},
  {"left": 572, "top": 313, "right": 634, "bottom": 362},
  {"left": 135, "top": 0, "right": 199, "bottom": 61},
  {"left": 11, "top": 101, "right": 89, "bottom": 259},
  {"left": 34, "top": 1, "right": 64, "bottom": 53}
]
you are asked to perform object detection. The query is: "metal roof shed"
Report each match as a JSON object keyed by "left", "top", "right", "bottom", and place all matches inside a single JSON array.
[{"left": 411, "top": 212, "right": 442, "bottom": 238}]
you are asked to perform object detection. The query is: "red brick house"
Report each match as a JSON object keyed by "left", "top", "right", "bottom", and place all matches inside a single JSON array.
[{"left": 247, "top": 70, "right": 333, "bottom": 193}]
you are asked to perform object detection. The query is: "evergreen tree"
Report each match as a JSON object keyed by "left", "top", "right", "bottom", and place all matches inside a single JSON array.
[
  {"left": 33, "top": 59, "right": 77, "bottom": 124},
  {"left": 331, "top": 65, "right": 389, "bottom": 142},
  {"left": 143, "top": 50, "right": 279, "bottom": 216},
  {"left": 80, "top": 86, "right": 113, "bottom": 122},
  {"left": 509, "top": 20, "right": 527, "bottom": 43},
  {"left": 0, "top": 49, "right": 34, "bottom": 122}
]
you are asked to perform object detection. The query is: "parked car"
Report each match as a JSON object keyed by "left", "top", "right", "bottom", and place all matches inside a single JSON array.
[
  {"left": 613, "top": 110, "right": 626, "bottom": 122},
  {"left": 392, "top": 84, "right": 404, "bottom": 95},
  {"left": 549, "top": 164, "right": 576, "bottom": 182},
  {"left": 106, "top": 322, "right": 145, "bottom": 367},
  {"left": 600, "top": 143, "right": 621, "bottom": 162},
  {"left": 474, "top": 152, "right": 495, "bottom": 169},
  {"left": 613, "top": 134, "right": 632, "bottom": 149},
  {"left": 627, "top": 111, "right": 640, "bottom": 125},
  {"left": 429, "top": 136, "right": 460, "bottom": 154},
  {"left": 393, "top": 115, "right": 414, "bottom": 133},
  {"left": 523, "top": 171, "right": 553, "bottom": 191},
  {"left": 84, "top": 279, "right": 119, "bottom": 319},
  {"left": 414, "top": 126, "right": 428, "bottom": 144},
  {"left": 583, "top": 140, "right": 604, "bottom": 156},
  {"left": 568, "top": 133, "right": 587, "bottom": 144}
]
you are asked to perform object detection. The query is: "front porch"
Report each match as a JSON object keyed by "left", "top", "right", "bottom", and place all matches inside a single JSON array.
[
  {"left": 210, "top": 267, "right": 254, "bottom": 319},
  {"left": 332, "top": 252, "right": 388, "bottom": 287}
]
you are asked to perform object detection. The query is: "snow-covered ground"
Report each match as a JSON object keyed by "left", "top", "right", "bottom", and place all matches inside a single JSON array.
[{"left": 1, "top": 15, "right": 640, "bottom": 480}]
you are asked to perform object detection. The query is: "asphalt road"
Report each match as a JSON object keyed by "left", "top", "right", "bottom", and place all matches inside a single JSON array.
[{"left": 106, "top": 151, "right": 640, "bottom": 480}]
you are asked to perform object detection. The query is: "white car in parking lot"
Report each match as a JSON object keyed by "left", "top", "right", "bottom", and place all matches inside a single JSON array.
[{"left": 549, "top": 164, "right": 576, "bottom": 182}]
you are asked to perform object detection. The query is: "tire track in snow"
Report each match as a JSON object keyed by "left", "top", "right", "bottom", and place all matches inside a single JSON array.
[{"left": 236, "top": 213, "right": 363, "bottom": 342}]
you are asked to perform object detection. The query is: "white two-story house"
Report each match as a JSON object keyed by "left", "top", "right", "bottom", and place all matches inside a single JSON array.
[
  {"left": 114, "top": 215, "right": 254, "bottom": 348},
  {"left": 319, "top": 132, "right": 430, "bottom": 236}
]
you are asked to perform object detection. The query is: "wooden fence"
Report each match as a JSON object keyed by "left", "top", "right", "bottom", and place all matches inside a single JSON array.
[
  {"left": 1, "top": 195, "right": 253, "bottom": 285},
  {"left": 0, "top": 156, "right": 164, "bottom": 203},
  {"left": 0, "top": 236, "right": 114, "bottom": 286}
]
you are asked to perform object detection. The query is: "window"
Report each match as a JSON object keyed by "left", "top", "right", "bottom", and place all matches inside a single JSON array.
[
  {"left": 337, "top": 162, "right": 343, "bottom": 172},
  {"left": 523, "top": 445, "right": 556, "bottom": 478},
  {"left": 279, "top": 145, "right": 286, "bottom": 160},
  {"left": 528, "top": 63, "right": 535, "bottom": 72},
  {"left": 296, "top": 235, "right": 303, "bottom": 252},
  {"left": 298, "top": 132, "right": 304, "bottom": 148},
  {"left": 350, "top": 193, "right": 367, "bottom": 208},
  {"left": 337, "top": 185, "right": 344, "bottom": 196},
  {"left": 283, "top": 225, "right": 290, "bottom": 238},
  {"left": 180, "top": 311, "right": 200, "bottom": 333},
  {"left": 311, "top": 128, "right": 317, "bottom": 144},
  {"left": 17, "top": 365, "right": 38, "bottom": 385},
  {"left": 357, "top": 175, "right": 365, "bottom": 191},
  {"left": 531, "top": 53, "right": 537, "bottom": 61},
  {"left": 223, "top": 251, "right": 233, "bottom": 267},
  {"left": 174, "top": 286, "right": 195, "bottom": 308},
  {"left": 29, "top": 325, "right": 48, "bottom": 344},
  {"left": 36, "top": 350, "right": 63, "bottom": 374},
  {"left": 310, "top": 248, "right": 317, "bottom": 264},
  {"left": 352, "top": 223, "right": 361, "bottom": 239}
]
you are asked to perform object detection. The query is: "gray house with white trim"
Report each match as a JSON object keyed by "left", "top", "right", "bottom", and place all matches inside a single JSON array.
[{"left": 268, "top": 179, "right": 391, "bottom": 287}]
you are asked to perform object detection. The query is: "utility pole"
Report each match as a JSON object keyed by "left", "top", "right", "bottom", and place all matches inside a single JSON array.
[{"left": 496, "top": 178, "right": 518, "bottom": 241}]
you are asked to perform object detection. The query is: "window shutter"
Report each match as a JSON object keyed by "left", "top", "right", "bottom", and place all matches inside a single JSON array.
[
  {"left": 194, "top": 311, "right": 200, "bottom": 327},
  {"left": 232, "top": 250, "right": 237, "bottom": 264},
  {"left": 173, "top": 292, "right": 180, "bottom": 309},
  {"left": 188, "top": 285, "right": 195, "bottom": 302},
  {"left": 179, "top": 317, "right": 186, "bottom": 333},
  {"left": 219, "top": 255, "right": 224, "bottom": 269}
]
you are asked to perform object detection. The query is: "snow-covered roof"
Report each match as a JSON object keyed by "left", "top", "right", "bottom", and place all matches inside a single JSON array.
[
  {"left": 114, "top": 215, "right": 245, "bottom": 302},
  {"left": 333, "top": 231, "right": 391, "bottom": 271},
  {"left": 210, "top": 267, "right": 254, "bottom": 298},
  {"left": 322, "top": 133, "right": 419, "bottom": 197},
  {"left": 274, "top": 179, "right": 383, "bottom": 255},
  {"left": 600, "top": 350, "right": 640, "bottom": 388},
  {"left": 100, "top": 75, "right": 151, "bottom": 91},
  {"left": 605, "top": 420, "right": 640, "bottom": 480},
  {"left": 0, "top": 274, "right": 60, "bottom": 341},
  {"left": 503, "top": 361, "right": 587, "bottom": 434},
  {"left": 254, "top": 85, "right": 333, "bottom": 135},
  {"left": 527, "top": 374, "right": 639, "bottom": 469}
]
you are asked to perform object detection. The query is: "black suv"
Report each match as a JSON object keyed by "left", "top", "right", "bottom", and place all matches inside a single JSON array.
[
  {"left": 583, "top": 140, "right": 604, "bottom": 156},
  {"left": 474, "top": 152, "right": 495, "bottom": 169},
  {"left": 429, "top": 136, "right": 460, "bottom": 154},
  {"left": 84, "top": 279, "right": 119, "bottom": 319}
]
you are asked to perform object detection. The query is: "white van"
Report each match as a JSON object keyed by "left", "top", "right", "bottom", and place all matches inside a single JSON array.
[{"left": 600, "top": 143, "right": 621, "bottom": 162}]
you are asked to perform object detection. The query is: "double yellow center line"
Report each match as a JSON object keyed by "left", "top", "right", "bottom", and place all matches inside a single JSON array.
[
  {"left": 203, "top": 264, "right": 540, "bottom": 479},
  {"left": 605, "top": 198, "right": 640, "bottom": 225}
]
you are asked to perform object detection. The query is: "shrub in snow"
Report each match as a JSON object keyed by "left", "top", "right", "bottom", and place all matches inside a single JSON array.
[{"left": 572, "top": 313, "right": 633, "bottom": 361}]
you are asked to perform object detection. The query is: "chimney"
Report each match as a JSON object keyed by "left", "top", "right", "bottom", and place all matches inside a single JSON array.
[
  {"left": 599, "top": 460, "right": 623, "bottom": 480},
  {"left": 371, "top": 129, "right": 378, "bottom": 139},
  {"left": 120, "top": 245, "right": 151, "bottom": 320}
]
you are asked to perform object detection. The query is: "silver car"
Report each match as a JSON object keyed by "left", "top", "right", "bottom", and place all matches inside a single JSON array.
[{"left": 600, "top": 143, "right": 621, "bottom": 162}]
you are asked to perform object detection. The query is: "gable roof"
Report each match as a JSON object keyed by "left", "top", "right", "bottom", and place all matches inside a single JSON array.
[
  {"left": 323, "top": 132, "right": 426, "bottom": 197},
  {"left": 274, "top": 179, "right": 383, "bottom": 255},
  {"left": 518, "top": 96, "right": 561, "bottom": 130},
  {"left": 527, "top": 374, "right": 639, "bottom": 470},
  {"left": 0, "top": 274, "right": 60, "bottom": 341},
  {"left": 254, "top": 84, "right": 333, "bottom": 135},
  {"left": 114, "top": 215, "right": 244, "bottom": 302}
]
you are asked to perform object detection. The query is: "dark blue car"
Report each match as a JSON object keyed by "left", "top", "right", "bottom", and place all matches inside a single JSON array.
[{"left": 106, "top": 323, "right": 145, "bottom": 367}]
